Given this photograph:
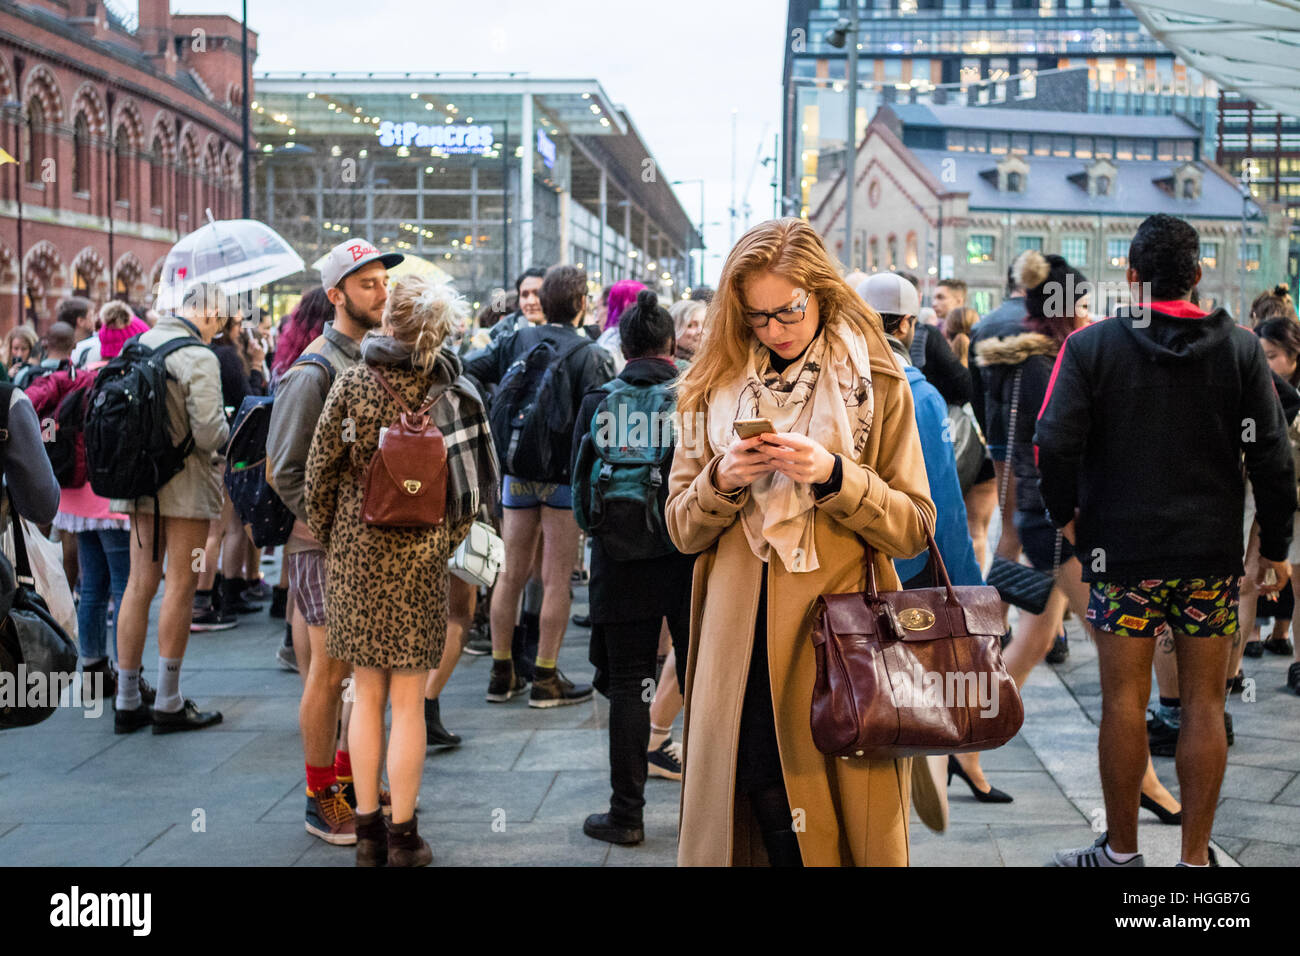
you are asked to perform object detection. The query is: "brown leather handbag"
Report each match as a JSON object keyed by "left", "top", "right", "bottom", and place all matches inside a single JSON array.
[
  {"left": 361, "top": 366, "right": 448, "bottom": 529},
  {"left": 810, "top": 530, "right": 1023, "bottom": 759}
]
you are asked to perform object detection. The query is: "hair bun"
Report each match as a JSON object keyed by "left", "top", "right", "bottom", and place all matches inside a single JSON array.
[
  {"left": 635, "top": 288, "right": 659, "bottom": 312},
  {"left": 1014, "top": 249, "right": 1050, "bottom": 291}
]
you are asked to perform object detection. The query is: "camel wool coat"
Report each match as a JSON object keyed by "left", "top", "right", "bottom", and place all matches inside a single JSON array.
[{"left": 666, "top": 319, "right": 936, "bottom": 867}]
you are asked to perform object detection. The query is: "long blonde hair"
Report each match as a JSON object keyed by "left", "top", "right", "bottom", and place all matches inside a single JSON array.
[
  {"left": 676, "top": 218, "right": 882, "bottom": 417},
  {"left": 383, "top": 274, "right": 467, "bottom": 374}
]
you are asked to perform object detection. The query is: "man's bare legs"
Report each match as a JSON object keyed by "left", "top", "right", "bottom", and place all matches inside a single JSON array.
[
  {"left": 1092, "top": 626, "right": 1156, "bottom": 856},
  {"left": 1172, "top": 631, "right": 1232, "bottom": 865}
]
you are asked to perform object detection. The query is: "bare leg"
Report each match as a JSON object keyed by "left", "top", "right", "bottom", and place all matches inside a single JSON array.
[
  {"left": 964, "top": 477, "right": 997, "bottom": 571},
  {"left": 489, "top": 507, "right": 541, "bottom": 657},
  {"left": 299, "top": 621, "right": 350, "bottom": 770},
  {"left": 426, "top": 577, "right": 474, "bottom": 699},
  {"left": 197, "top": 517, "right": 222, "bottom": 592},
  {"left": 156, "top": 518, "right": 208, "bottom": 660},
  {"left": 1234, "top": 525, "right": 1263, "bottom": 679},
  {"left": 115, "top": 511, "right": 164, "bottom": 671},
  {"left": 1093, "top": 626, "right": 1156, "bottom": 856},
  {"left": 348, "top": 666, "right": 389, "bottom": 816},
  {"left": 291, "top": 598, "right": 311, "bottom": 690},
  {"left": 537, "top": 507, "right": 581, "bottom": 663},
  {"left": 386, "top": 669, "right": 427, "bottom": 824},
  {"left": 1172, "top": 630, "right": 1231, "bottom": 865}
]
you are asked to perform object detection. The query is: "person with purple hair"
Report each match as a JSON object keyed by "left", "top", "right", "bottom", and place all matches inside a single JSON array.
[
  {"left": 271, "top": 287, "right": 333, "bottom": 385},
  {"left": 595, "top": 280, "right": 647, "bottom": 374}
]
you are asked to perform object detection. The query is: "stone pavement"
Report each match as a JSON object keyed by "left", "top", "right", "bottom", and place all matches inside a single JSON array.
[{"left": 2, "top": 566, "right": 1297, "bottom": 866}]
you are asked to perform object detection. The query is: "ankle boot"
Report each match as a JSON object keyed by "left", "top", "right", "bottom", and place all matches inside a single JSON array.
[
  {"left": 355, "top": 809, "right": 388, "bottom": 867},
  {"left": 221, "top": 577, "right": 262, "bottom": 615},
  {"left": 424, "top": 697, "right": 462, "bottom": 747},
  {"left": 387, "top": 814, "right": 433, "bottom": 867}
]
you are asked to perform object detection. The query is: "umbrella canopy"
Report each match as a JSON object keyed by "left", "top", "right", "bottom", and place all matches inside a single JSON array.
[
  {"left": 308, "top": 249, "right": 453, "bottom": 286},
  {"left": 156, "top": 219, "right": 304, "bottom": 311}
]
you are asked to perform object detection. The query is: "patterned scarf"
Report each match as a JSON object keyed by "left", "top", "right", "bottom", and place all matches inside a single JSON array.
[
  {"left": 362, "top": 335, "right": 499, "bottom": 525},
  {"left": 706, "top": 322, "right": 874, "bottom": 572}
]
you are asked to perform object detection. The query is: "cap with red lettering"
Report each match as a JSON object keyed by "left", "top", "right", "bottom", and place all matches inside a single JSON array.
[{"left": 319, "top": 238, "right": 404, "bottom": 290}]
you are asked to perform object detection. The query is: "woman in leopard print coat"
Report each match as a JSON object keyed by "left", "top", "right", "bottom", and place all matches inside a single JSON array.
[{"left": 305, "top": 276, "right": 478, "bottom": 866}]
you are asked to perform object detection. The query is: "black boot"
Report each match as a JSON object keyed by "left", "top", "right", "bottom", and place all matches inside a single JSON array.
[
  {"left": 221, "top": 576, "right": 264, "bottom": 615},
  {"left": 269, "top": 586, "right": 289, "bottom": 619},
  {"left": 512, "top": 620, "right": 538, "bottom": 682},
  {"left": 424, "top": 697, "right": 462, "bottom": 747}
]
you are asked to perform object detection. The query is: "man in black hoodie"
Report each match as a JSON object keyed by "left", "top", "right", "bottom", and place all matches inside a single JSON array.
[{"left": 1036, "top": 214, "right": 1296, "bottom": 868}]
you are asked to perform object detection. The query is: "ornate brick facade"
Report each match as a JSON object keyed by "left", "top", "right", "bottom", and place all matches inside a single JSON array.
[{"left": 0, "top": 0, "right": 257, "bottom": 332}]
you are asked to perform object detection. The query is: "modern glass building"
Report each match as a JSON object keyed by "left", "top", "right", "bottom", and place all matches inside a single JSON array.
[
  {"left": 251, "top": 73, "right": 700, "bottom": 307},
  {"left": 781, "top": 0, "right": 1218, "bottom": 218}
]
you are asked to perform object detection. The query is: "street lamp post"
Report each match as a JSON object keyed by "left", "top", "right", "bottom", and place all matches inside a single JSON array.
[
  {"left": 1240, "top": 158, "right": 1258, "bottom": 319},
  {"left": 672, "top": 178, "right": 706, "bottom": 289},
  {"left": 826, "top": 6, "right": 860, "bottom": 270}
]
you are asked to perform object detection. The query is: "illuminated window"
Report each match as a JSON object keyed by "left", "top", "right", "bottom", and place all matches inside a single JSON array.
[
  {"left": 1200, "top": 241, "right": 1219, "bottom": 270},
  {"left": 967, "top": 234, "right": 995, "bottom": 263},
  {"left": 1244, "top": 242, "right": 1261, "bottom": 272},
  {"left": 1107, "top": 238, "right": 1128, "bottom": 268}
]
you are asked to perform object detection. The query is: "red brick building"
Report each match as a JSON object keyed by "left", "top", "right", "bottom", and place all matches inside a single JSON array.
[{"left": 0, "top": 0, "right": 257, "bottom": 333}]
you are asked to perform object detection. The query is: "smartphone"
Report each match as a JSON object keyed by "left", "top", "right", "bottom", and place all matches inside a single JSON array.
[{"left": 734, "top": 417, "right": 775, "bottom": 440}]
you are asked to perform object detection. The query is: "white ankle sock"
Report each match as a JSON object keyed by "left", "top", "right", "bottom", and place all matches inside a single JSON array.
[
  {"left": 1178, "top": 859, "right": 1210, "bottom": 867},
  {"left": 115, "top": 667, "right": 141, "bottom": 711},
  {"left": 1105, "top": 844, "right": 1138, "bottom": 863},
  {"left": 154, "top": 657, "right": 183, "bottom": 713}
]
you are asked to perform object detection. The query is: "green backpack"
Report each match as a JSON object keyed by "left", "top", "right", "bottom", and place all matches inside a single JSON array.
[{"left": 572, "top": 378, "right": 678, "bottom": 562}]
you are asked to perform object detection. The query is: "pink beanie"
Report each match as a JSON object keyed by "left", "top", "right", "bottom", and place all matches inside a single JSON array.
[{"left": 98, "top": 316, "right": 150, "bottom": 359}]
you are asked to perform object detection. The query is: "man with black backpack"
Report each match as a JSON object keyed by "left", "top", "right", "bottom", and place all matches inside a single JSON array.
[
  {"left": 100, "top": 281, "right": 230, "bottom": 735},
  {"left": 465, "top": 264, "right": 615, "bottom": 708},
  {"left": 571, "top": 289, "right": 693, "bottom": 846},
  {"left": 267, "top": 237, "right": 402, "bottom": 846}
]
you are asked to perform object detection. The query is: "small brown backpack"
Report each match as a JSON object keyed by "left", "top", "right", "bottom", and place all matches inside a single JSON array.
[{"left": 361, "top": 366, "right": 448, "bottom": 528}]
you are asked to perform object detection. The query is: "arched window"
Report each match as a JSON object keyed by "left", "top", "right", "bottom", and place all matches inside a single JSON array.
[
  {"left": 905, "top": 232, "right": 919, "bottom": 270},
  {"left": 24, "top": 99, "right": 45, "bottom": 185},
  {"left": 73, "top": 114, "right": 91, "bottom": 194},
  {"left": 887, "top": 235, "right": 898, "bottom": 271},
  {"left": 150, "top": 135, "right": 166, "bottom": 213},
  {"left": 114, "top": 126, "right": 130, "bottom": 205},
  {"left": 1007, "top": 171, "right": 1022, "bottom": 192},
  {"left": 868, "top": 237, "right": 878, "bottom": 271}
]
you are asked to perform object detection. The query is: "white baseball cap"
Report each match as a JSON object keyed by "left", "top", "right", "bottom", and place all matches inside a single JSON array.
[
  {"left": 319, "top": 238, "right": 404, "bottom": 290},
  {"left": 856, "top": 272, "right": 920, "bottom": 317}
]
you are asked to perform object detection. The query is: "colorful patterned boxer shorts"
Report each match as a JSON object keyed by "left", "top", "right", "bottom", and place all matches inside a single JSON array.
[{"left": 1086, "top": 576, "right": 1240, "bottom": 637}]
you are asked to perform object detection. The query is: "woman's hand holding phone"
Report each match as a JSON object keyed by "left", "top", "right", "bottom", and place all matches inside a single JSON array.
[
  {"left": 715, "top": 435, "right": 779, "bottom": 493},
  {"left": 758, "top": 432, "right": 836, "bottom": 485}
]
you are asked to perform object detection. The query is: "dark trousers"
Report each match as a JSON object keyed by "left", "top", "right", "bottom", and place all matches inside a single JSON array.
[{"left": 594, "top": 604, "right": 689, "bottom": 826}]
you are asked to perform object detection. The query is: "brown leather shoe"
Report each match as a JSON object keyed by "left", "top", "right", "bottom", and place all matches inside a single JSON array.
[
  {"left": 387, "top": 814, "right": 433, "bottom": 867},
  {"left": 354, "top": 809, "right": 388, "bottom": 867}
]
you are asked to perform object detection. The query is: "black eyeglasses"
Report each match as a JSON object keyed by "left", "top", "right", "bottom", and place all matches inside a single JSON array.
[{"left": 742, "top": 298, "right": 808, "bottom": 329}]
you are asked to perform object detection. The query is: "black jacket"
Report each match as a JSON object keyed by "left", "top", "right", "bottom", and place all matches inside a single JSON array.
[
  {"left": 464, "top": 322, "right": 615, "bottom": 483},
  {"left": 571, "top": 356, "right": 695, "bottom": 625},
  {"left": 972, "top": 330, "right": 1059, "bottom": 517},
  {"left": 1035, "top": 304, "right": 1297, "bottom": 582},
  {"left": 909, "top": 323, "right": 972, "bottom": 407},
  {"left": 969, "top": 297, "right": 1028, "bottom": 453}
]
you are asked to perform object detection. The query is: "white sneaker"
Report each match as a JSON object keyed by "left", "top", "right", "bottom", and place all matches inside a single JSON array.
[{"left": 1049, "top": 833, "right": 1144, "bottom": 867}]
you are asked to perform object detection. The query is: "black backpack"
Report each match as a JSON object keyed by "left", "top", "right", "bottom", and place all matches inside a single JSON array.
[
  {"left": 224, "top": 353, "right": 335, "bottom": 547},
  {"left": 489, "top": 335, "right": 591, "bottom": 482},
  {"left": 84, "top": 335, "right": 206, "bottom": 557},
  {"left": 46, "top": 376, "right": 95, "bottom": 488}
]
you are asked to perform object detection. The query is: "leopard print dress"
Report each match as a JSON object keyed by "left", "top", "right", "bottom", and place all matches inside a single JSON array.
[{"left": 305, "top": 358, "right": 473, "bottom": 669}]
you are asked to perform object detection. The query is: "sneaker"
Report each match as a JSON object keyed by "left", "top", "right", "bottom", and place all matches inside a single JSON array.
[
  {"left": 276, "top": 643, "right": 298, "bottom": 673},
  {"left": 486, "top": 660, "right": 530, "bottom": 703},
  {"left": 223, "top": 579, "right": 265, "bottom": 615},
  {"left": 647, "top": 737, "right": 683, "bottom": 781},
  {"left": 305, "top": 784, "right": 356, "bottom": 845},
  {"left": 529, "top": 667, "right": 593, "bottom": 709},
  {"left": 462, "top": 630, "right": 492, "bottom": 656},
  {"left": 338, "top": 778, "right": 395, "bottom": 817},
  {"left": 190, "top": 604, "right": 237, "bottom": 632},
  {"left": 1045, "top": 632, "right": 1069, "bottom": 664},
  {"left": 1176, "top": 847, "right": 1221, "bottom": 867},
  {"left": 1049, "top": 833, "right": 1144, "bottom": 867},
  {"left": 151, "top": 699, "right": 223, "bottom": 734},
  {"left": 1147, "top": 710, "right": 1179, "bottom": 757}
]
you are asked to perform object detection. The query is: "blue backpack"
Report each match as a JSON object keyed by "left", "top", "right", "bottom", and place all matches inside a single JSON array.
[
  {"left": 572, "top": 378, "right": 678, "bottom": 562},
  {"left": 224, "top": 353, "right": 334, "bottom": 548}
]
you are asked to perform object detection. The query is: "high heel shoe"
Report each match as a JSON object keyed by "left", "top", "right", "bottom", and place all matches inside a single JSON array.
[
  {"left": 1140, "top": 792, "right": 1182, "bottom": 825},
  {"left": 947, "top": 755, "right": 1014, "bottom": 803}
]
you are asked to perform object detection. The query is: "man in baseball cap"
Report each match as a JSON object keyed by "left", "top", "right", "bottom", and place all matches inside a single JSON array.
[{"left": 265, "top": 235, "right": 402, "bottom": 846}]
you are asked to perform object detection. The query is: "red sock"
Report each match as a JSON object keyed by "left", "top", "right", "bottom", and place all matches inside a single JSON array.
[
  {"left": 305, "top": 763, "right": 336, "bottom": 795},
  {"left": 335, "top": 749, "right": 352, "bottom": 779}
]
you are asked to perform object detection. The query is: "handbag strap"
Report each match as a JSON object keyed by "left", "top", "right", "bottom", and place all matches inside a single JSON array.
[
  {"left": 1001, "top": 365, "right": 1063, "bottom": 577},
  {"left": 6, "top": 488, "right": 35, "bottom": 588},
  {"left": 864, "top": 521, "right": 961, "bottom": 608},
  {"left": 369, "top": 365, "right": 444, "bottom": 421}
]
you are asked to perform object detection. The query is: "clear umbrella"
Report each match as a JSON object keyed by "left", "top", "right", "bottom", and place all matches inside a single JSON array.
[{"left": 156, "top": 213, "right": 305, "bottom": 311}]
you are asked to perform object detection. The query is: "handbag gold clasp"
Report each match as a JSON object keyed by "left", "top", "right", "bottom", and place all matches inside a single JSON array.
[
  {"left": 898, "top": 608, "right": 935, "bottom": 631},
  {"left": 403, "top": 479, "right": 422, "bottom": 495}
]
